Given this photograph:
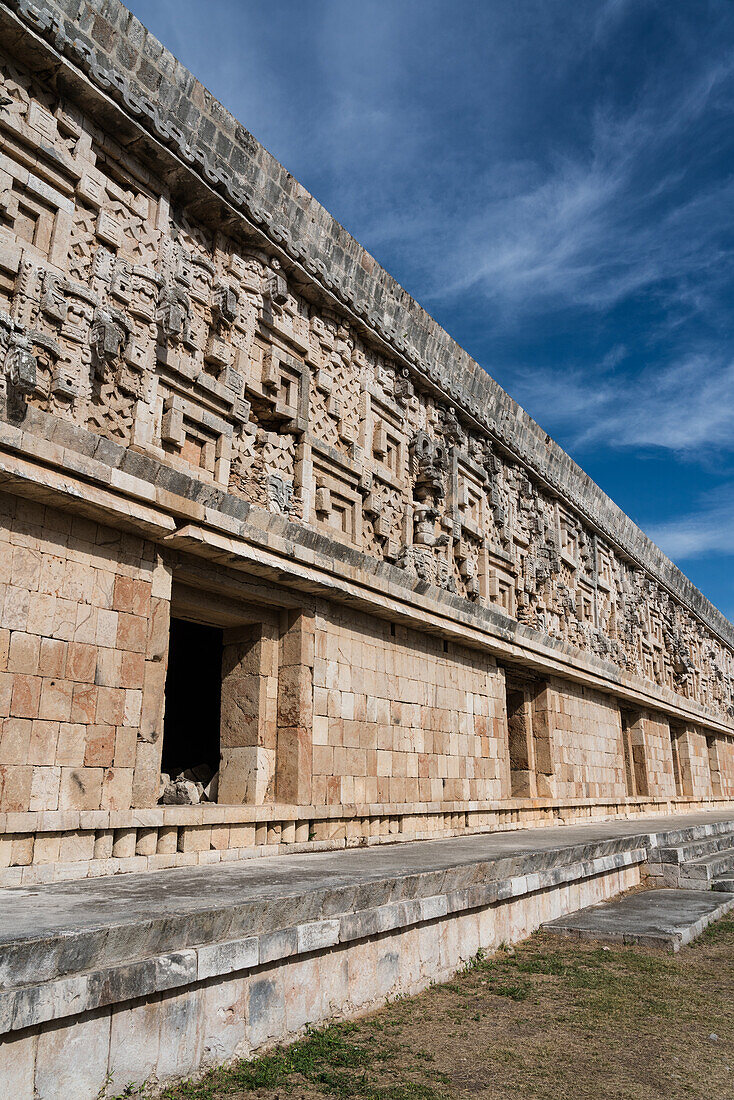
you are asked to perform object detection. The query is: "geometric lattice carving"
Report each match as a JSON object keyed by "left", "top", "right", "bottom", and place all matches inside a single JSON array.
[{"left": 1, "top": 28, "right": 733, "bottom": 723}]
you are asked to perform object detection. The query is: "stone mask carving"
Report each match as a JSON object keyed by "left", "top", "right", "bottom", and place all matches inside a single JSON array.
[
  {"left": 40, "top": 273, "right": 69, "bottom": 324},
  {"left": 267, "top": 473, "right": 294, "bottom": 515},
  {"left": 266, "top": 260, "right": 288, "bottom": 306},
  {"left": 212, "top": 281, "right": 239, "bottom": 327},
  {"left": 1, "top": 313, "right": 37, "bottom": 398},
  {"left": 157, "top": 278, "right": 192, "bottom": 343},
  {"left": 411, "top": 430, "right": 448, "bottom": 504},
  {"left": 90, "top": 306, "right": 131, "bottom": 379},
  {"left": 3, "top": 329, "right": 37, "bottom": 395}
]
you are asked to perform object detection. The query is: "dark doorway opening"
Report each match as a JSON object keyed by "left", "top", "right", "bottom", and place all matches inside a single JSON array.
[{"left": 161, "top": 618, "right": 223, "bottom": 777}]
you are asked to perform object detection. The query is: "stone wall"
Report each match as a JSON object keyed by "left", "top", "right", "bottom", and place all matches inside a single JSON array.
[
  {"left": 0, "top": 0, "right": 733, "bottom": 871},
  {"left": 4, "top": 479, "right": 733, "bottom": 832},
  {"left": 0, "top": 1, "right": 732, "bottom": 733},
  {"left": 0, "top": 834, "right": 644, "bottom": 1098},
  {"left": 312, "top": 609, "right": 506, "bottom": 806},
  {"left": 639, "top": 712, "right": 677, "bottom": 799},
  {"left": 546, "top": 680, "right": 627, "bottom": 802},
  {"left": 2, "top": 5, "right": 734, "bottom": 1093},
  {"left": 0, "top": 0, "right": 728, "bottom": 649},
  {"left": 675, "top": 725, "right": 714, "bottom": 799},
  {"left": 0, "top": 490, "right": 169, "bottom": 816},
  {"left": 716, "top": 738, "right": 734, "bottom": 798}
]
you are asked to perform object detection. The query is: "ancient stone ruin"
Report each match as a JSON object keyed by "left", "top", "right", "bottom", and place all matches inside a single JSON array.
[{"left": 2, "top": 1, "right": 734, "bottom": 1095}]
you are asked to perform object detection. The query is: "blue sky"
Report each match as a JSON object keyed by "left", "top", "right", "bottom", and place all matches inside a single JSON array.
[{"left": 127, "top": 0, "right": 734, "bottom": 619}]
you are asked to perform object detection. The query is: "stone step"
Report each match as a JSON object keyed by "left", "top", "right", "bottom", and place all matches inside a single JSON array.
[
  {"left": 678, "top": 848, "right": 734, "bottom": 888},
  {"left": 652, "top": 833, "right": 734, "bottom": 866},
  {"left": 543, "top": 887, "right": 734, "bottom": 951},
  {"left": 647, "top": 824, "right": 734, "bottom": 867},
  {"left": 650, "top": 820, "right": 734, "bottom": 850},
  {"left": 712, "top": 878, "right": 734, "bottom": 893}
]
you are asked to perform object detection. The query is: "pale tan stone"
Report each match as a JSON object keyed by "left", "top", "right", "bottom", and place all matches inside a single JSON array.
[
  {"left": 178, "top": 825, "right": 212, "bottom": 854},
  {"left": 0, "top": 1025, "right": 38, "bottom": 1096},
  {"left": 0, "top": 18, "right": 731, "bottom": 883},
  {"left": 58, "top": 829, "right": 95, "bottom": 862},
  {"left": 111, "top": 827, "right": 137, "bottom": 858},
  {"left": 157, "top": 825, "right": 179, "bottom": 855},
  {"left": 35, "top": 1009, "right": 111, "bottom": 1098},
  {"left": 134, "top": 826, "right": 158, "bottom": 856}
]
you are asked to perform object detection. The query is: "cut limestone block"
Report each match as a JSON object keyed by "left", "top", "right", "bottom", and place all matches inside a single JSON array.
[{"left": 543, "top": 888, "right": 734, "bottom": 951}]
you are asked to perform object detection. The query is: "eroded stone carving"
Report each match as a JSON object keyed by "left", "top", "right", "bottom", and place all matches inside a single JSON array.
[
  {"left": 0, "top": 27, "right": 732, "bottom": 723},
  {"left": 90, "top": 305, "right": 131, "bottom": 379},
  {"left": 157, "top": 275, "right": 192, "bottom": 346},
  {"left": 1, "top": 312, "right": 36, "bottom": 405}
]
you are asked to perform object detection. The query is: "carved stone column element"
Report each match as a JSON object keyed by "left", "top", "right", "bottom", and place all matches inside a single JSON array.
[{"left": 409, "top": 430, "right": 449, "bottom": 547}]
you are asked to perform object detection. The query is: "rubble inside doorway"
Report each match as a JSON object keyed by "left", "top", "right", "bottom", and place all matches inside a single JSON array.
[{"left": 159, "top": 764, "right": 219, "bottom": 805}]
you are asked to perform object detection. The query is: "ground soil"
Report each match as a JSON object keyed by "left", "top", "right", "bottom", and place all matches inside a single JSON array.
[{"left": 133, "top": 915, "right": 734, "bottom": 1100}]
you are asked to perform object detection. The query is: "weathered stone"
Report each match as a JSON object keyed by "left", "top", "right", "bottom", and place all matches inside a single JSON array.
[
  {"left": 200, "top": 975, "right": 249, "bottom": 1067},
  {"left": 107, "top": 993, "right": 161, "bottom": 1095},
  {"left": 197, "top": 936, "right": 258, "bottom": 981},
  {"left": 0, "top": 27, "right": 733, "bottom": 1100},
  {"left": 0, "top": 1026, "right": 37, "bottom": 1096},
  {"left": 247, "top": 976, "right": 284, "bottom": 1049},
  {"left": 544, "top": 887, "right": 734, "bottom": 950},
  {"left": 155, "top": 986, "right": 202, "bottom": 1083},
  {"left": 0, "top": 810, "right": 724, "bottom": 1093},
  {"left": 159, "top": 777, "right": 201, "bottom": 806},
  {"left": 34, "top": 1007, "right": 111, "bottom": 1100}
]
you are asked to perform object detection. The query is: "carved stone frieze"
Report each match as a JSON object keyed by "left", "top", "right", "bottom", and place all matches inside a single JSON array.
[
  {"left": 0, "top": 311, "right": 36, "bottom": 409},
  {"left": 0, "top": 22, "right": 733, "bottom": 723}
]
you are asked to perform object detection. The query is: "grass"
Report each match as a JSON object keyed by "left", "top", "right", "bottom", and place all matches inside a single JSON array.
[{"left": 120, "top": 917, "right": 734, "bottom": 1100}]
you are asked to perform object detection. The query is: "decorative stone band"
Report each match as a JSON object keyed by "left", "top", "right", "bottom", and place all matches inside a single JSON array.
[
  {"left": 3, "top": 795, "right": 734, "bottom": 889},
  {"left": 0, "top": 846, "right": 646, "bottom": 1037},
  {"left": 2, "top": 406, "right": 733, "bottom": 735},
  {"left": 1, "top": 0, "right": 732, "bottom": 650}
]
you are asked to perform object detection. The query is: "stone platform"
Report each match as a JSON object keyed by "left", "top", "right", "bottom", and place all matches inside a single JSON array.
[
  {"left": 543, "top": 887, "right": 734, "bottom": 950},
  {"left": 2, "top": 810, "right": 734, "bottom": 1097},
  {"left": 4, "top": 810, "right": 734, "bottom": 1000}
]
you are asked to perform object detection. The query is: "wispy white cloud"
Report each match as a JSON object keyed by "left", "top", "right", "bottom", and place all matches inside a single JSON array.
[
  {"left": 415, "top": 55, "right": 734, "bottom": 315},
  {"left": 592, "top": 0, "right": 640, "bottom": 43},
  {"left": 509, "top": 350, "right": 734, "bottom": 456},
  {"left": 647, "top": 485, "right": 734, "bottom": 558}
]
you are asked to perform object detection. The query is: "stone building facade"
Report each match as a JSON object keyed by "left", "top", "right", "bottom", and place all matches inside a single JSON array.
[{"left": 1, "top": 0, "right": 734, "bottom": 886}]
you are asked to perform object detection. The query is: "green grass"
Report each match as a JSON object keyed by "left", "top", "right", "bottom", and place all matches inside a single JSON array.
[
  {"left": 127, "top": 1022, "right": 446, "bottom": 1100},
  {"left": 698, "top": 914, "right": 734, "bottom": 942}
]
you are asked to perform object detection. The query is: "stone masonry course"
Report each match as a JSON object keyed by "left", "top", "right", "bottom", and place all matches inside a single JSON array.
[
  {"left": 0, "top": 0, "right": 732, "bottom": 877},
  {"left": 3, "top": 4, "right": 734, "bottom": 1096}
]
